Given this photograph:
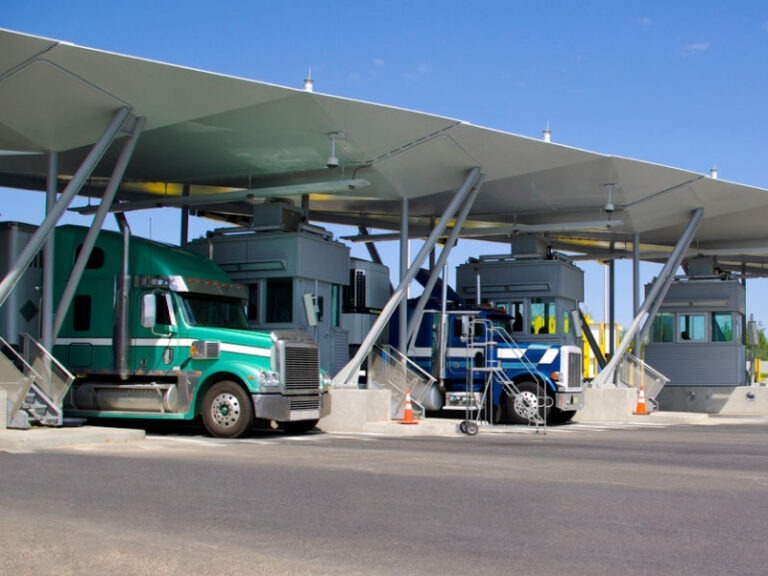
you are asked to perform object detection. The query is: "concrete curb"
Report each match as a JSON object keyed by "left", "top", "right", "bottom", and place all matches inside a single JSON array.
[{"left": 0, "top": 426, "right": 145, "bottom": 452}]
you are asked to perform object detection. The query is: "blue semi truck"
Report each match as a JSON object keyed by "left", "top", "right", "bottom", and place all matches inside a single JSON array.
[
  {"left": 393, "top": 244, "right": 586, "bottom": 425},
  {"left": 398, "top": 300, "right": 584, "bottom": 424}
]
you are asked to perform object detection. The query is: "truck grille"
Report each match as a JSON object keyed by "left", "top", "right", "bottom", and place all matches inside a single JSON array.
[
  {"left": 276, "top": 335, "right": 320, "bottom": 395},
  {"left": 566, "top": 349, "right": 583, "bottom": 389},
  {"left": 290, "top": 397, "right": 321, "bottom": 411}
]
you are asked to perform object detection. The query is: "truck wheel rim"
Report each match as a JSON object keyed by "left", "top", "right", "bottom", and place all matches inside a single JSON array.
[
  {"left": 211, "top": 393, "right": 241, "bottom": 428},
  {"left": 514, "top": 391, "right": 540, "bottom": 420}
]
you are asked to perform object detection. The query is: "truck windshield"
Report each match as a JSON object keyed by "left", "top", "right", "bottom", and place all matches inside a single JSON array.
[{"left": 177, "top": 293, "right": 248, "bottom": 330}]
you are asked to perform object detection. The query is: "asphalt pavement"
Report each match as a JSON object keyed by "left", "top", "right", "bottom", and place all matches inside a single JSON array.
[
  {"left": 2, "top": 419, "right": 767, "bottom": 576},
  {"left": 0, "top": 409, "right": 743, "bottom": 451}
]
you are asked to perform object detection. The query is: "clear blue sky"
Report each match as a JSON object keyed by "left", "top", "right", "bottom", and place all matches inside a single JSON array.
[{"left": 3, "top": 0, "right": 768, "bottom": 327}]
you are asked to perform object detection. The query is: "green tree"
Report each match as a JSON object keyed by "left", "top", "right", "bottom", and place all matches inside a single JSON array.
[{"left": 753, "top": 322, "right": 768, "bottom": 361}]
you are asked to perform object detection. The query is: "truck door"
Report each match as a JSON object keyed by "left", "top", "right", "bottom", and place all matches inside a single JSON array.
[
  {"left": 445, "top": 313, "right": 475, "bottom": 380},
  {"left": 134, "top": 290, "right": 185, "bottom": 374},
  {"left": 431, "top": 312, "right": 443, "bottom": 379}
]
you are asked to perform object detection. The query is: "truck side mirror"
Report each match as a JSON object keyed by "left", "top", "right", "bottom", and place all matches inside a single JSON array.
[
  {"left": 141, "top": 293, "right": 156, "bottom": 327},
  {"left": 461, "top": 316, "right": 473, "bottom": 340}
]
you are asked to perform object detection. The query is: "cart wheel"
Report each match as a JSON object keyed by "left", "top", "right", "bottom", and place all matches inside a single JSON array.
[
  {"left": 464, "top": 420, "right": 479, "bottom": 436},
  {"left": 459, "top": 420, "right": 467, "bottom": 434}
]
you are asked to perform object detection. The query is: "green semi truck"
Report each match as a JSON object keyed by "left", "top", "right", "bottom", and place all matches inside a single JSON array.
[{"left": 8, "top": 223, "right": 330, "bottom": 437}]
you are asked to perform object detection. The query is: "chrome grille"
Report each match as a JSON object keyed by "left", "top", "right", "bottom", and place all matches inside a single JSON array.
[
  {"left": 290, "top": 397, "right": 320, "bottom": 410},
  {"left": 277, "top": 337, "right": 320, "bottom": 395},
  {"left": 567, "top": 349, "right": 583, "bottom": 389}
]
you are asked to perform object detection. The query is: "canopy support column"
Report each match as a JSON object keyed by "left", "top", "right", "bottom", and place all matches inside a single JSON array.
[
  {"left": 405, "top": 176, "right": 483, "bottom": 348},
  {"left": 41, "top": 151, "right": 58, "bottom": 350},
  {"left": 608, "top": 243, "right": 615, "bottom": 359},
  {"left": 53, "top": 115, "right": 144, "bottom": 338},
  {"left": 592, "top": 208, "right": 703, "bottom": 387},
  {"left": 180, "top": 184, "right": 190, "bottom": 247},
  {"left": 0, "top": 106, "right": 131, "bottom": 310},
  {"left": 332, "top": 166, "right": 482, "bottom": 387},
  {"left": 398, "top": 197, "right": 409, "bottom": 353},
  {"left": 632, "top": 232, "right": 641, "bottom": 355}
]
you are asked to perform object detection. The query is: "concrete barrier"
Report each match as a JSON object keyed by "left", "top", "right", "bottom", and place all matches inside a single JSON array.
[
  {"left": 574, "top": 387, "right": 637, "bottom": 423},
  {"left": 658, "top": 385, "right": 768, "bottom": 414},
  {"left": 319, "top": 388, "right": 392, "bottom": 432}
]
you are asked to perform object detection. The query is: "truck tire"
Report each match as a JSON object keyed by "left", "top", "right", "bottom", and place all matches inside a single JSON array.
[
  {"left": 505, "top": 381, "right": 550, "bottom": 425},
  {"left": 549, "top": 409, "right": 577, "bottom": 424},
  {"left": 201, "top": 380, "right": 254, "bottom": 438},
  {"left": 278, "top": 419, "right": 319, "bottom": 434}
]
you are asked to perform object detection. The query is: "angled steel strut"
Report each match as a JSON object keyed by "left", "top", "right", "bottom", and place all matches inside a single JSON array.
[{"left": 332, "top": 167, "right": 483, "bottom": 387}]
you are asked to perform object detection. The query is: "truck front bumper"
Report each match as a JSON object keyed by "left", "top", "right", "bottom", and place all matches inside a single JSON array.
[
  {"left": 252, "top": 392, "right": 331, "bottom": 422},
  {"left": 555, "top": 391, "right": 584, "bottom": 412}
]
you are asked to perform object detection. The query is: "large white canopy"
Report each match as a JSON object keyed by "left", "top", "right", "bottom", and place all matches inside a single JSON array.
[{"left": 3, "top": 28, "right": 768, "bottom": 273}]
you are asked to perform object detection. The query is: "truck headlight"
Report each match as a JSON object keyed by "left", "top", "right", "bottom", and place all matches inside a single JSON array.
[{"left": 259, "top": 371, "right": 280, "bottom": 387}]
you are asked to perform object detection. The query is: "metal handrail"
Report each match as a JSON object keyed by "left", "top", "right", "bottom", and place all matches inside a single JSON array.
[
  {"left": 468, "top": 319, "right": 548, "bottom": 427},
  {"left": 21, "top": 333, "right": 75, "bottom": 407},
  {"left": 368, "top": 345, "right": 438, "bottom": 416},
  {"left": 618, "top": 352, "right": 668, "bottom": 408},
  {"left": 0, "top": 336, "right": 35, "bottom": 421}
]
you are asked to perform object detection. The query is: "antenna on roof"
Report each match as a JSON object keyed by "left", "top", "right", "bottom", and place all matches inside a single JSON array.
[
  {"left": 542, "top": 122, "right": 551, "bottom": 143},
  {"left": 304, "top": 68, "right": 314, "bottom": 92}
]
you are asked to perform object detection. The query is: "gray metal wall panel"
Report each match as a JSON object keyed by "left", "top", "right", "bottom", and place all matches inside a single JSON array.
[
  {"left": 649, "top": 279, "right": 746, "bottom": 314},
  {"left": 456, "top": 258, "right": 584, "bottom": 302},
  {"left": 645, "top": 343, "right": 746, "bottom": 386},
  {"left": 190, "top": 231, "right": 349, "bottom": 285}
]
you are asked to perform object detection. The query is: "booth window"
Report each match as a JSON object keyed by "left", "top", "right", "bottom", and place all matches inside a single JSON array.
[
  {"left": 331, "top": 285, "right": 341, "bottom": 327},
  {"left": 711, "top": 312, "right": 733, "bottom": 342},
  {"left": 530, "top": 298, "right": 556, "bottom": 334},
  {"left": 247, "top": 283, "right": 259, "bottom": 322},
  {"left": 506, "top": 301, "right": 525, "bottom": 332},
  {"left": 651, "top": 313, "right": 674, "bottom": 343},
  {"left": 266, "top": 278, "right": 292, "bottom": 323},
  {"left": 678, "top": 313, "right": 706, "bottom": 341}
]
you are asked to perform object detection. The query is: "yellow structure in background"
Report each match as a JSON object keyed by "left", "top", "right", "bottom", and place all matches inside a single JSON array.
[{"left": 582, "top": 318, "right": 622, "bottom": 380}]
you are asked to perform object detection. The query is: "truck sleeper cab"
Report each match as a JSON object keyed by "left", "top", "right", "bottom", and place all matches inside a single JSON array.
[{"left": 53, "top": 225, "right": 329, "bottom": 438}]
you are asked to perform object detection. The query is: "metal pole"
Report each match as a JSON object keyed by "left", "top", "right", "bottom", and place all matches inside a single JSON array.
[
  {"left": 609, "top": 243, "right": 615, "bottom": 360},
  {"left": 405, "top": 177, "right": 482, "bottom": 346},
  {"left": 332, "top": 167, "right": 482, "bottom": 387},
  {"left": 41, "top": 151, "right": 58, "bottom": 350},
  {"left": 632, "top": 233, "right": 641, "bottom": 356},
  {"left": 440, "top": 264, "right": 448, "bottom": 386},
  {"left": 0, "top": 107, "right": 130, "bottom": 309},
  {"left": 592, "top": 208, "right": 703, "bottom": 388},
  {"left": 180, "top": 183, "right": 190, "bottom": 247},
  {"left": 114, "top": 213, "right": 131, "bottom": 379},
  {"left": 53, "top": 115, "right": 144, "bottom": 338},
  {"left": 398, "top": 197, "right": 409, "bottom": 354}
]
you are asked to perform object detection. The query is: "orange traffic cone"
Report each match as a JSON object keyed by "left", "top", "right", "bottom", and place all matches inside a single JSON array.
[
  {"left": 634, "top": 384, "right": 648, "bottom": 415},
  {"left": 400, "top": 388, "right": 419, "bottom": 425}
]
